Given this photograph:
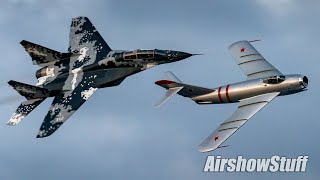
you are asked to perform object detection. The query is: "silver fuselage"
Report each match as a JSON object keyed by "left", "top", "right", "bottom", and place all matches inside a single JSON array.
[{"left": 192, "top": 74, "right": 308, "bottom": 104}]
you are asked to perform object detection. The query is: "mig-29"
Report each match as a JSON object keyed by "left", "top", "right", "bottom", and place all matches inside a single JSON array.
[{"left": 8, "top": 16, "right": 195, "bottom": 138}]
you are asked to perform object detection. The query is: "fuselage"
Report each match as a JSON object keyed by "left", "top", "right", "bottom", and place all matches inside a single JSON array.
[
  {"left": 99, "top": 49, "right": 192, "bottom": 68},
  {"left": 192, "top": 74, "right": 308, "bottom": 104},
  {"left": 38, "top": 49, "right": 193, "bottom": 91}
]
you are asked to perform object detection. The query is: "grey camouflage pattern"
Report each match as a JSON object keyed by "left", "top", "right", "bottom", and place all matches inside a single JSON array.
[
  {"left": 69, "top": 16, "right": 111, "bottom": 65},
  {"left": 20, "top": 40, "right": 71, "bottom": 66},
  {"left": 8, "top": 80, "right": 53, "bottom": 99},
  {"left": 37, "top": 72, "right": 99, "bottom": 138},
  {"left": 7, "top": 98, "right": 44, "bottom": 126},
  {"left": 8, "top": 16, "right": 194, "bottom": 138}
]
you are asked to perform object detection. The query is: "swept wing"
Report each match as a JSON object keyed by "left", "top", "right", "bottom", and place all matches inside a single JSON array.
[
  {"left": 228, "top": 41, "right": 283, "bottom": 80},
  {"left": 36, "top": 73, "right": 98, "bottom": 138},
  {"left": 198, "top": 92, "right": 280, "bottom": 152}
]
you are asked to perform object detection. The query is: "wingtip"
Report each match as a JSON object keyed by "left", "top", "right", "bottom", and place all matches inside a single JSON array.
[
  {"left": 198, "top": 146, "right": 213, "bottom": 153},
  {"left": 36, "top": 131, "right": 52, "bottom": 138},
  {"left": 20, "top": 40, "right": 28, "bottom": 45},
  {"left": 36, "top": 134, "right": 46, "bottom": 138},
  {"left": 6, "top": 121, "right": 16, "bottom": 126},
  {"left": 8, "top": 80, "right": 15, "bottom": 86},
  {"left": 36, "top": 135, "right": 41, "bottom": 138},
  {"left": 153, "top": 103, "right": 162, "bottom": 109},
  {"left": 198, "top": 144, "right": 230, "bottom": 152},
  {"left": 36, "top": 131, "right": 47, "bottom": 138}
]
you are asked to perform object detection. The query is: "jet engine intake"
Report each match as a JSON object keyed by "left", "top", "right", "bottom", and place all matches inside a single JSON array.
[
  {"left": 300, "top": 76, "right": 308, "bottom": 88},
  {"left": 35, "top": 67, "right": 55, "bottom": 78}
]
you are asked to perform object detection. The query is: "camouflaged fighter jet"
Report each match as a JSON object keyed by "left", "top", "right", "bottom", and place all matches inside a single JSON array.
[
  {"left": 7, "top": 16, "right": 195, "bottom": 138},
  {"left": 155, "top": 40, "right": 309, "bottom": 152}
]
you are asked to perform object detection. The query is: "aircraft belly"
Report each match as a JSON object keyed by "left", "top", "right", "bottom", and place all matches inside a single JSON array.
[{"left": 93, "top": 67, "right": 142, "bottom": 88}]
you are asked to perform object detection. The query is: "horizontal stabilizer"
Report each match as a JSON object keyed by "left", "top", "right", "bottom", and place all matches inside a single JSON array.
[
  {"left": 155, "top": 87, "right": 183, "bottom": 108},
  {"left": 155, "top": 80, "right": 215, "bottom": 97},
  {"left": 8, "top": 80, "right": 53, "bottom": 100},
  {"left": 7, "top": 98, "right": 45, "bottom": 126},
  {"left": 20, "top": 40, "right": 72, "bottom": 66},
  {"left": 155, "top": 72, "right": 215, "bottom": 107}
]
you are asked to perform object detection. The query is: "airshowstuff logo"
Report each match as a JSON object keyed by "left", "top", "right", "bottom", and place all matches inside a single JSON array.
[{"left": 203, "top": 156, "right": 308, "bottom": 172}]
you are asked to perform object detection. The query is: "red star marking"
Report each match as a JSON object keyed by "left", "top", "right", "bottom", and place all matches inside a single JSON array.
[
  {"left": 240, "top": 48, "right": 245, "bottom": 53},
  {"left": 214, "top": 136, "right": 219, "bottom": 141}
]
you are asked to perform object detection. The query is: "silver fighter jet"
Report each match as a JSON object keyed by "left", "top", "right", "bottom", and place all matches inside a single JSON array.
[
  {"left": 7, "top": 16, "right": 195, "bottom": 138},
  {"left": 155, "top": 40, "right": 309, "bottom": 152}
]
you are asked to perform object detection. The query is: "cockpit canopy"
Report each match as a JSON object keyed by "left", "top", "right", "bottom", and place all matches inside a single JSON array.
[
  {"left": 123, "top": 49, "right": 169, "bottom": 60},
  {"left": 123, "top": 49, "right": 153, "bottom": 60},
  {"left": 262, "top": 75, "right": 286, "bottom": 84}
]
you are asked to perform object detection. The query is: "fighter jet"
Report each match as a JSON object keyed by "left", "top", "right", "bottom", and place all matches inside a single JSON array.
[
  {"left": 155, "top": 40, "right": 309, "bottom": 152},
  {"left": 7, "top": 16, "right": 195, "bottom": 138}
]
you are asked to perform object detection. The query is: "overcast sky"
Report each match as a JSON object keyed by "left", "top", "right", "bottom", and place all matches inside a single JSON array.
[{"left": 0, "top": 0, "right": 319, "bottom": 179}]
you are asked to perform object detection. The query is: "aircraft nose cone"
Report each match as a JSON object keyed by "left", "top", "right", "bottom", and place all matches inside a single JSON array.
[
  {"left": 167, "top": 51, "right": 193, "bottom": 61},
  {"left": 177, "top": 52, "right": 193, "bottom": 60}
]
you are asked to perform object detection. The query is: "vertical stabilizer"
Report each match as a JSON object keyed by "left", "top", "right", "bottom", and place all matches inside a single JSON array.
[{"left": 68, "top": 16, "right": 112, "bottom": 66}]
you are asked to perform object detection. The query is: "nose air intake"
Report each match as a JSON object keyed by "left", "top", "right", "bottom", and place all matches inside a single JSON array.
[
  {"left": 302, "top": 76, "right": 308, "bottom": 88},
  {"left": 299, "top": 76, "right": 308, "bottom": 88},
  {"left": 303, "top": 76, "right": 308, "bottom": 84}
]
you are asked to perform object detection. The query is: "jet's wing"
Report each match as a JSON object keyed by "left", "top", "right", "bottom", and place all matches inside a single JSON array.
[
  {"left": 198, "top": 92, "right": 280, "bottom": 152},
  {"left": 36, "top": 78, "right": 98, "bottom": 138},
  {"left": 36, "top": 66, "right": 142, "bottom": 138},
  {"left": 228, "top": 41, "right": 283, "bottom": 80}
]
